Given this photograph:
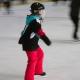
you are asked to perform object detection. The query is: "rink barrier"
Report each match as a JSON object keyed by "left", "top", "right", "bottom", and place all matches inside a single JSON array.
[
  {"left": 0, "top": 0, "right": 50, "bottom": 8},
  {"left": 0, "top": 0, "right": 70, "bottom": 7}
]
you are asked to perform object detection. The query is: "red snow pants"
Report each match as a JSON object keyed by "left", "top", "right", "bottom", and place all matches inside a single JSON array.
[{"left": 24, "top": 47, "right": 44, "bottom": 80}]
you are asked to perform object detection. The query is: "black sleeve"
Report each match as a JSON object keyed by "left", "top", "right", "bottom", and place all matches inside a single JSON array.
[
  {"left": 32, "top": 19, "right": 41, "bottom": 33},
  {"left": 40, "top": 35, "right": 51, "bottom": 46},
  {"left": 32, "top": 20, "right": 52, "bottom": 46}
]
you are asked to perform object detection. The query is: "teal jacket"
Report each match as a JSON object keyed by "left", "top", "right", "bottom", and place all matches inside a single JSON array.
[{"left": 21, "top": 15, "right": 41, "bottom": 38}]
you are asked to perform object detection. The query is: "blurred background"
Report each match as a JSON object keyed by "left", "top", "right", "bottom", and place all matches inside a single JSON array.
[{"left": 0, "top": 0, "right": 70, "bottom": 6}]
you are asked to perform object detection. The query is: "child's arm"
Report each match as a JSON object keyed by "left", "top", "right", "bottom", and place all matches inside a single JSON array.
[
  {"left": 37, "top": 28, "right": 51, "bottom": 46},
  {"left": 33, "top": 20, "right": 52, "bottom": 46}
]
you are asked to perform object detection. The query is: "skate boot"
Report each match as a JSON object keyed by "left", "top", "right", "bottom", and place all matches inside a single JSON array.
[
  {"left": 73, "top": 34, "right": 79, "bottom": 41},
  {"left": 35, "top": 72, "right": 46, "bottom": 76}
]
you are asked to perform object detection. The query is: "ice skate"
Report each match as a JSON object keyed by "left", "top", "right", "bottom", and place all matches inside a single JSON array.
[{"left": 35, "top": 72, "right": 46, "bottom": 76}]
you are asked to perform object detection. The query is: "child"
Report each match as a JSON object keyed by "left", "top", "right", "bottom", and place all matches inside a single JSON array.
[{"left": 18, "top": 2, "right": 52, "bottom": 80}]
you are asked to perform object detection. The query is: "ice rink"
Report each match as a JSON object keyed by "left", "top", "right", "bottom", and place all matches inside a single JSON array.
[{"left": 0, "top": 1, "right": 80, "bottom": 80}]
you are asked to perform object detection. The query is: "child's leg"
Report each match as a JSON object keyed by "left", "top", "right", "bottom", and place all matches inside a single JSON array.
[
  {"left": 35, "top": 47, "right": 44, "bottom": 74},
  {"left": 24, "top": 51, "right": 38, "bottom": 80}
]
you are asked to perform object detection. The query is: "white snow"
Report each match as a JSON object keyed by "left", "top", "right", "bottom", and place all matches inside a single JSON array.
[{"left": 0, "top": 1, "right": 80, "bottom": 80}]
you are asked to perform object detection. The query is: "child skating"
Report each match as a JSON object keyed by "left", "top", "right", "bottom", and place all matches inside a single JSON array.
[{"left": 18, "top": 2, "right": 52, "bottom": 80}]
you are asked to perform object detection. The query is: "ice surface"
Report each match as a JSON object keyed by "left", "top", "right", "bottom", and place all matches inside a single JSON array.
[{"left": 0, "top": 1, "right": 80, "bottom": 80}]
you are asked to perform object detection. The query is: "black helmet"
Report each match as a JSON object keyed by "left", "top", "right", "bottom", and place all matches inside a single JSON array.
[{"left": 30, "top": 2, "right": 45, "bottom": 14}]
